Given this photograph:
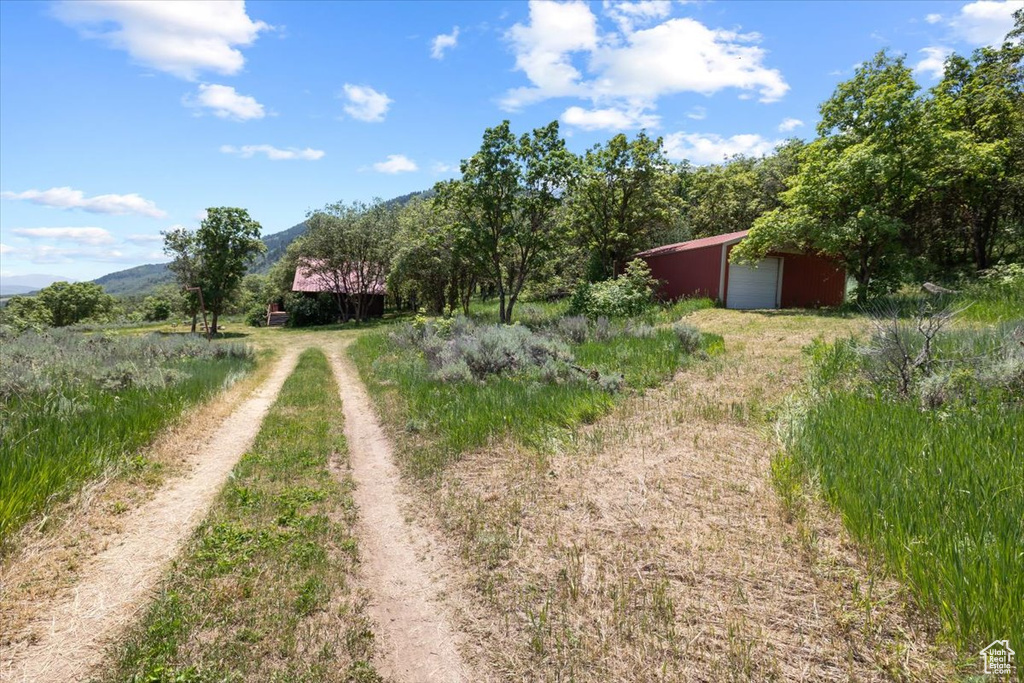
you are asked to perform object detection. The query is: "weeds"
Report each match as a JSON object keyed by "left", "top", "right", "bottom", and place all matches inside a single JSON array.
[
  {"left": 352, "top": 314, "right": 719, "bottom": 477},
  {"left": 780, "top": 314, "right": 1023, "bottom": 652},
  {"left": 0, "top": 329, "right": 255, "bottom": 547},
  {"left": 97, "top": 348, "right": 380, "bottom": 683}
]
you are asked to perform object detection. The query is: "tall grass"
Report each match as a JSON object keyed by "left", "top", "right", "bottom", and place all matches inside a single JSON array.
[
  {"left": 0, "top": 329, "right": 254, "bottom": 546},
  {"left": 351, "top": 318, "right": 719, "bottom": 478},
  {"left": 789, "top": 393, "right": 1022, "bottom": 650},
  {"left": 782, "top": 321, "right": 1023, "bottom": 652}
]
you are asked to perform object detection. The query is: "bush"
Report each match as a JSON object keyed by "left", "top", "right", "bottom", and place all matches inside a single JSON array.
[
  {"left": 284, "top": 292, "right": 336, "bottom": 327},
  {"left": 671, "top": 322, "right": 702, "bottom": 354},
  {"left": 141, "top": 296, "right": 172, "bottom": 322},
  {"left": 567, "top": 259, "right": 657, "bottom": 319},
  {"left": 245, "top": 305, "right": 267, "bottom": 327}
]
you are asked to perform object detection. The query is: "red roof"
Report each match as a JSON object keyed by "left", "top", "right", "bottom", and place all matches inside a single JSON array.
[
  {"left": 635, "top": 230, "right": 748, "bottom": 258},
  {"left": 292, "top": 259, "right": 386, "bottom": 295}
]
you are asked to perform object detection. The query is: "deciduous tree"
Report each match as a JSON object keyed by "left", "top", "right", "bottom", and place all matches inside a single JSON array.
[
  {"left": 566, "top": 132, "right": 677, "bottom": 280},
  {"left": 163, "top": 207, "right": 265, "bottom": 334},
  {"left": 438, "top": 120, "right": 575, "bottom": 323}
]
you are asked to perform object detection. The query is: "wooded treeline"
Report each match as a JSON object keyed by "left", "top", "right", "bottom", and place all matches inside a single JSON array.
[{"left": 271, "top": 19, "right": 1020, "bottom": 320}]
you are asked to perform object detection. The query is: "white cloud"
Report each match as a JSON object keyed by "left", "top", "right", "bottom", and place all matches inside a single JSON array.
[
  {"left": 52, "top": 0, "right": 271, "bottom": 80},
  {"left": 186, "top": 83, "right": 265, "bottom": 120},
  {"left": 432, "top": 162, "right": 458, "bottom": 174},
  {"left": 502, "top": 0, "right": 599, "bottom": 109},
  {"left": 591, "top": 20, "right": 789, "bottom": 103},
  {"left": 663, "top": 132, "right": 780, "bottom": 164},
  {"left": 925, "top": 13, "right": 944, "bottom": 24},
  {"left": 220, "top": 144, "right": 325, "bottom": 160},
  {"left": 12, "top": 227, "right": 116, "bottom": 245},
  {"left": 686, "top": 106, "right": 707, "bottom": 120},
  {"left": 950, "top": 0, "right": 1024, "bottom": 45},
  {"left": 14, "top": 244, "right": 133, "bottom": 265},
  {"left": 341, "top": 84, "right": 393, "bottom": 122},
  {"left": 603, "top": 1, "right": 672, "bottom": 34},
  {"left": 502, "top": 1, "right": 788, "bottom": 113},
  {"left": 125, "top": 233, "right": 165, "bottom": 244},
  {"left": 372, "top": 154, "right": 418, "bottom": 173},
  {"left": 778, "top": 117, "right": 804, "bottom": 132},
  {"left": 1, "top": 187, "right": 167, "bottom": 218},
  {"left": 0, "top": 243, "right": 13, "bottom": 255},
  {"left": 561, "top": 105, "right": 659, "bottom": 131},
  {"left": 915, "top": 46, "right": 954, "bottom": 79},
  {"left": 431, "top": 26, "right": 460, "bottom": 59}
]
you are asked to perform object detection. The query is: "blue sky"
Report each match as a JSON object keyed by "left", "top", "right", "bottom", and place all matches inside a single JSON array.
[{"left": 1, "top": 0, "right": 1020, "bottom": 281}]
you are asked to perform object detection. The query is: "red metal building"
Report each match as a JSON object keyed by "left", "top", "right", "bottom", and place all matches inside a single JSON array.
[{"left": 635, "top": 230, "right": 846, "bottom": 309}]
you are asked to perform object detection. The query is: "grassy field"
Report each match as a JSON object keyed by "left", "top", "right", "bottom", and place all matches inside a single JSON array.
[
  {"left": 776, "top": 318, "right": 1023, "bottom": 654},
  {"left": 0, "top": 329, "right": 254, "bottom": 547},
  {"left": 96, "top": 348, "right": 380, "bottom": 683},
  {"left": 350, "top": 308, "right": 720, "bottom": 478}
]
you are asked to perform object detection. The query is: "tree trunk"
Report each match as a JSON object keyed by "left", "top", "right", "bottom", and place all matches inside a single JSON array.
[
  {"left": 190, "top": 313, "right": 197, "bottom": 334},
  {"left": 210, "top": 311, "right": 219, "bottom": 335},
  {"left": 972, "top": 209, "right": 997, "bottom": 271}
]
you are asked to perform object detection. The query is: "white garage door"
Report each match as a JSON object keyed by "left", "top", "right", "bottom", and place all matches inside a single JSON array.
[{"left": 726, "top": 258, "right": 780, "bottom": 309}]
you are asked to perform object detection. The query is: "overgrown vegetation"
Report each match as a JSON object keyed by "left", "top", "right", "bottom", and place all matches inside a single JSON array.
[
  {"left": 351, "top": 306, "right": 719, "bottom": 477},
  {"left": 98, "top": 348, "right": 380, "bottom": 683},
  {"left": 774, "top": 303, "right": 1023, "bottom": 652},
  {"left": 0, "top": 328, "right": 254, "bottom": 547}
]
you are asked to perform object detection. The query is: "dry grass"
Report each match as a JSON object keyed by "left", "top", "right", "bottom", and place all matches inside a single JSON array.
[{"left": 384, "top": 308, "right": 959, "bottom": 681}]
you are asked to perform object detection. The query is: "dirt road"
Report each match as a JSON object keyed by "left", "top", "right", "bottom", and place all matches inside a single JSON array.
[
  {"left": 0, "top": 348, "right": 303, "bottom": 683},
  {"left": 328, "top": 344, "right": 470, "bottom": 682}
]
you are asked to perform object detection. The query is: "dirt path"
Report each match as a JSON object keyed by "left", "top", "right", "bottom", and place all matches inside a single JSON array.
[
  {"left": 0, "top": 348, "right": 303, "bottom": 683},
  {"left": 328, "top": 344, "right": 470, "bottom": 683}
]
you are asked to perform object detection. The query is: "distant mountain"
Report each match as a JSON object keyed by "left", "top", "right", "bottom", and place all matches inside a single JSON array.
[
  {"left": 93, "top": 221, "right": 312, "bottom": 297},
  {"left": 251, "top": 221, "right": 308, "bottom": 273},
  {"left": 0, "top": 274, "right": 75, "bottom": 297},
  {"left": 92, "top": 262, "right": 176, "bottom": 297},
  {"left": 91, "top": 191, "right": 431, "bottom": 297}
]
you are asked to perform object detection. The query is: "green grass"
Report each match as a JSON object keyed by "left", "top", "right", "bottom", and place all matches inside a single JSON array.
[
  {"left": 957, "top": 275, "right": 1024, "bottom": 323},
  {"left": 463, "top": 296, "right": 717, "bottom": 328},
  {"left": 96, "top": 348, "right": 381, "bottom": 683},
  {"left": 780, "top": 336, "right": 1023, "bottom": 653},
  {"left": 0, "top": 354, "right": 253, "bottom": 548},
  {"left": 350, "top": 323, "right": 718, "bottom": 478}
]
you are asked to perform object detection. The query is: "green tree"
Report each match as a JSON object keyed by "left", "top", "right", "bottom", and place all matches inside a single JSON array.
[
  {"left": 389, "top": 196, "right": 479, "bottom": 314},
  {"left": 922, "top": 27, "right": 1024, "bottom": 270},
  {"left": 300, "top": 199, "right": 398, "bottom": 322},
  {"left": 36, "top": 281, "right": 115, "bottom": 327},
  {"left": 163, "top": 208, "right": 265, "bottom": 334},
  {"left": 679, "top": 140, "right": 804, "bottom": 242},
  {"left": 735, "top": 53, "right": 927, "bottom": 302},
  {"left": 438, "top": 120, "right": 575, "bottom": 323},
  {"left": 0, "top": 295, "right": 53, "bottom": 330},
  {"left": 566, "top": 131, "right": 677, "bottom": 280},
  {"left": 162, "top": 226, "right": 203, "bottom": 332}
]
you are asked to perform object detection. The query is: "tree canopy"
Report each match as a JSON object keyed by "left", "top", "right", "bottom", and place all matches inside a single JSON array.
[{"left": 163, "top": 207, "right": 265, "bottom": 333}]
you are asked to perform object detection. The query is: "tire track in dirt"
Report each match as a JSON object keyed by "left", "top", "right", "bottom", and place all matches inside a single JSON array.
[
  {"left": 0, "top": 348, "right": 303, "bottom": 683},
  {"left": 328, "top": 344, "right": 470, "bottom": 683}
]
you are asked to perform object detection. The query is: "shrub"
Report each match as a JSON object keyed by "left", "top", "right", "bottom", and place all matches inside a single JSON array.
[
  {"left": 567, "top": 259, "right": 657, "bottom": 319},
  {"left": 555, "top": 315, "right": 589, "bottom": 344},
  {"left": 141, "top": 296, "right": 172, "bottom": 322},
  {"left": 245, "top": 305, "right": 267, "bottom": 327},
  {"left": 284, "top": 292, "right": 336, "bottom": 327},
  {"left": 670, "top": 322, "right": 702, "bottom": 353}
]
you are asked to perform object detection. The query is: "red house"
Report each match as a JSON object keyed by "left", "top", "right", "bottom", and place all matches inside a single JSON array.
[{"left": 635, "top": 230, "right": 845, "bottom": 309}]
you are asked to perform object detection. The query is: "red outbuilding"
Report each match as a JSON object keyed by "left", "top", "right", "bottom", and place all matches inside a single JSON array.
[{"left": 635, "top": 230, "right": 846, "bottom": 309}]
